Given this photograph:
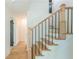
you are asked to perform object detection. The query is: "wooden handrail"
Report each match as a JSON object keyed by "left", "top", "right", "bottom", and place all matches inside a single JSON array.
[
  {"left": 28, "top": 27, "right": 32, "bottom": 30},
  {"left": 29, "top": 7, "right": 73, "bottom": 30},
  {"left": 31, "top": 6, "right": 73, "bottom": 39},
  {"left": 32, "top": 7, "right": 73, "bottom": 29},
  {"left": 32, "top": 9, "right": 61, "bottom": 29},
  {"left": 30, "top": 6, "right": 73, "bottom": 29},
  {"left": 65, "top": 7, "right": 73, "bottom": 9}
]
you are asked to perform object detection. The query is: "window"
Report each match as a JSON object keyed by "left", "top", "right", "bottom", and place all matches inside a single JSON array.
[{"left": 49, "top": 0, "right": 52, "bottom": 13}]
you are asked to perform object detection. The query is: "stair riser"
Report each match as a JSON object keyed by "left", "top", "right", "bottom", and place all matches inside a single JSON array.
[
  {"left": 32, "top": 45, "right": 42, "bottom": 56},
  {"left": 38, "top": 43, "right": 48, "bottom": 50}
]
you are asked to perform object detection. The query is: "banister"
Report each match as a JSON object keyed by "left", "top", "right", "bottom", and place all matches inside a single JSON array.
[
  {"left": 65, "top": 7, "right": 73, "bottom": 9},
  {"left": 28, "top": 27, "right": 32, "bottom": 30},
  {"left": 31, "top": 5, "right": 73, "bottom": 59},
  {"left": 32, "top": 6, "right": 73, "bottom": 30},
  {"left": 32, "top": 9, "right": 61, "bottom": 29}
]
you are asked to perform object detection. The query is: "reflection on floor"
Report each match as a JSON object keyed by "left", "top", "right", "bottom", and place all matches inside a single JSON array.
[
  {"left": 36, "top": 35, "right": 73, "bottom": 59},
  {"left": 6, "top": 41, "right": 28, "bottom": 59}
]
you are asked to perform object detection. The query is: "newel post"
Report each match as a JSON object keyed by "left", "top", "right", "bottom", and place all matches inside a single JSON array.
[
  {"left": 60, "top": 4, "right": 66, "bottom": 34},
  {"left": 27, "top": 27, "right": 32, "bottom": 59}
]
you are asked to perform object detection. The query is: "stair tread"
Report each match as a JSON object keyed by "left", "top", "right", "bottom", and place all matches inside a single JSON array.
[
  {"left": 45, "top": 34, "right": 66, "bottom": 40},
  {"left": 36, "top": 41, "right": 49, "bottom": 51},
  {"left": 32, "top": 44, "right": 43, "bottom": 56}
]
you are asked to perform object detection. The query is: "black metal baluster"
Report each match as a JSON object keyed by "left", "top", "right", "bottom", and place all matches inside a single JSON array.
[
  {"left": 55, "top": 13, "right": 57, "bottom": 39},
  {"left": 67, "top": 8, "right": 69, "bottom": 34},
  {"left": 48, "top": 18, "right": 50, "bottom": 44},
  {"left": 35, "top": 27, "right": 36, "bottom": 55},
  {"left": 52, "top": 16, "right": 53, "bottom": 44},
  {"left": 57, "top": 12, "right": 58, "bottom": 39},
  {"left": 45, "top": 20, "right": 47, "bottom": 49},
  {"left": 42, "top": 22, "right": 43, "bottom": 49},
  {"left": 64, "top": 9, "right": 66, "bottom": 39},
  {"left": 38, "top": 24, "right": 40, "bottom": 54},
  {"left": 32, "top": 29, "right": 33, "bottom": 59},
  {"left": 71, "top": 8, "right": 73, "bottom": 34},
  {"left": 58, "top": 10, "right": 60, "bottom": 39}
]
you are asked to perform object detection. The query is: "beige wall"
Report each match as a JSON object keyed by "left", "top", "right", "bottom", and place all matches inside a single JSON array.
[
  {"left": 15, "top": 16, "right": 27, "bottom": 44},
  {"left": 15, "top": 16, "right": 32, "bottom": 59}
]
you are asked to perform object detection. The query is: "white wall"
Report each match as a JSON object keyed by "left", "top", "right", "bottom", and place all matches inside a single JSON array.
[
  {"left": 26, "top": 0, "right": 50, "bottom": 51},
  {"left": 27, "top": 0, "right": 49, "bottom": 28},
  {"left": 5, "top": 7, "right": 11, "bottom": 57},
  {"left": 27, "top": 0, "right": 73, "bottom": 28},
  {"left": 5, "top": 8, "right": 17, "bottom": 57}
]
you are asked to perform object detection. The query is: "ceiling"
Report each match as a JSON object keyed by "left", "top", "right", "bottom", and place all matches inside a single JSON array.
[{"left": 5, "top": 0, "right": 30, "bottom": 16}]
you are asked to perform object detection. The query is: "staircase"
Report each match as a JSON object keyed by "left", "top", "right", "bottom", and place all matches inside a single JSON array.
[
  {"left": 31, "top": 4, "right": 73, "bottom": 59},
  {"left": 6, "top": 4, "right": 73, "bottom": 59}
]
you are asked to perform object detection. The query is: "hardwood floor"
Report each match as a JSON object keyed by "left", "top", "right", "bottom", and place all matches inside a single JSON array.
[{"left": 6, "top": 41, "right": 28, "bottom": 59}]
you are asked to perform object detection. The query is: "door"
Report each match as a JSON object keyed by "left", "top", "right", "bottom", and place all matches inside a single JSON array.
[{"left": 10, "top": 20, "right": 14, "bottom": 46}]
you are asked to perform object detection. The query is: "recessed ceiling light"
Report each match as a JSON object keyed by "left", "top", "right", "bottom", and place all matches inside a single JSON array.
[{"left": 12, "top": 0, "right": 15, "bottom": 2}]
